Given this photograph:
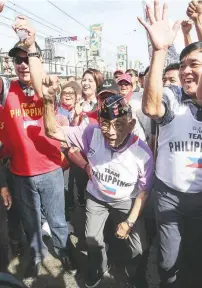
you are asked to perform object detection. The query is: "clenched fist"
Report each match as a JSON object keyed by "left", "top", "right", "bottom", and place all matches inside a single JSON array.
[
  {"left": 13, "top": 15, "right": 36, "bottom": 48},
  {"left": 187, "top": 1, "right": 202, "bottom": 23},
  {"left": 42, "top": 75, "right": 60, "bottom": 102}
]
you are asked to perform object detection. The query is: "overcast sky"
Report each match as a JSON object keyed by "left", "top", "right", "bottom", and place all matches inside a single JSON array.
[{"left": 0, "top": 0, "right": 197, "bottom": 71}]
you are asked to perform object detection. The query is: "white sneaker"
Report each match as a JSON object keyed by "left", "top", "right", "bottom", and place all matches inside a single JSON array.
[{"left": 42, "top": 222, "right": 52, "bottom": 237}]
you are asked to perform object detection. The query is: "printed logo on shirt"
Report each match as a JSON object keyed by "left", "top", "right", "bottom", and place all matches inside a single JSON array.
[
  {"left": 0, "top": 121, "right": 4, "bottom": 129},
  {"left": 10, "top": 103, "right": 43, "bottom": 119},
  {"left": 168, "top": 126, "right": 202, "bottom": 153},
  {"left": 92, "top": 168, "right": 134, "bottom": 189},
  {"left": 103, "top": 185, "right": 116, "bottom": 195},
  {"left": 186, "top": 157, "right": 202, "bottom": 168},
  {"left": 88, "top": 148, "right": 96, "bottom": 156}
]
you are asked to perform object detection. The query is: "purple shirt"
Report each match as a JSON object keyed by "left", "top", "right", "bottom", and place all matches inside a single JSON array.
[{"left": 62, "top": 124, "right": 153, "bottom": 201}]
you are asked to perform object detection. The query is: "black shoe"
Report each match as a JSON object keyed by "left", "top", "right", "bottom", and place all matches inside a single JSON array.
[
  {"left": 61, "top": 256, "right": 77, "bottom": 276},
  {"left": 24, "top": 261, "right": 41, "bottom": 278},
  {"left": 85, "top": 265, "right": 111, "bottom": 288}
]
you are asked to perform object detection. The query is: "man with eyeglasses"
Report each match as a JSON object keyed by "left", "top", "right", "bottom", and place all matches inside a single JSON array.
[
  {"left": 0, "top": 9, "right": 76, "bottom": 278},
  {"left": 139, "top": 1, "right": 202, "bottom": 286},
  {"left": 39, "top": 74, "right": 153, "bottom": 288}
]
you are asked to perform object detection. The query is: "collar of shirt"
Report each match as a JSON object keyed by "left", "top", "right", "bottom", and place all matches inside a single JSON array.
[
  {"left": 181, "top": 89, "right": 191, "bottom": 103},
  {"left": 18, "top": 81, "right": 35, "bottom": 97},
  {"left": 181, "top": 88, "right": 202, "bottom": 108}
]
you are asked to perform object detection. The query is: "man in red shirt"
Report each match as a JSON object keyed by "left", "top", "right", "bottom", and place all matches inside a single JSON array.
[{"left": 0, "top": 10, "right": 75, "bottom": 277}]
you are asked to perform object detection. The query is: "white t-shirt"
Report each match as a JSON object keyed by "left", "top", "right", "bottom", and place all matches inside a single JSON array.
[
  {"left": 156, "top": 104, "right": 202, "bottom": 193},
  {"left": 62, "top": 124, "right": 153, "bottom": 202}
]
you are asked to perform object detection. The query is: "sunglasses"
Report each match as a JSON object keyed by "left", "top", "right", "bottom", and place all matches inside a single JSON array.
[
  {"left": 14, "top": 56, "right": 29, "bottom": 65},
  {"left": 119, "top": 81, "right": 130, "bottom": 86}
]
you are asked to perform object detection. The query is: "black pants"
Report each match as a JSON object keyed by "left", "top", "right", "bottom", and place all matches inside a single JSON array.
[
  {"left": 155, "top": 178, "right": 202, "bottom": 288},
  {"left": 66, "top": 163, "right": 88, "bottom": 205},
  {"left": 0, "top": 196, "right": 9, "bottom": 272}
]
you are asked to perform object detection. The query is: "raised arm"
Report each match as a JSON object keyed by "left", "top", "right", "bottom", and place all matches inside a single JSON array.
[
  {"left": 187, "top": 1, "right": 202, "bottom": 41},
  {"left": 181, "top": 20, "right": 193, "bottom": 47},
  {"left": 42, "top": 75, "right": 67, "bottom": 142},
  {"left": 12, "top": 15, "right": 44, "bottom": 98},
  {"left": 138, "top": 1, "right": 181, "bottom": 119}
]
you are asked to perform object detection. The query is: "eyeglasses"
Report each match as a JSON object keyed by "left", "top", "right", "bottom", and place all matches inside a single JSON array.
[
  {"left": 100, "top": 120, "right": 124, "bottom": 132},
  {"left": 62, "top": 91, "right": 75, "bottom": 96},
  {"left": 14, "top": 56, "right": 29, "bottom": 65}
]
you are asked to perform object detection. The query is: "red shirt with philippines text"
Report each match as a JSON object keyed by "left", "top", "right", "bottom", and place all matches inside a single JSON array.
[{"left": 1, "top": 80, "right": 61, "bottom": 176}]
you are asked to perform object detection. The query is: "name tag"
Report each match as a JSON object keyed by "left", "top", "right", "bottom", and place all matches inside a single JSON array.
[{"left": 24, "top": 120, "right": 39, "bottom": 129}]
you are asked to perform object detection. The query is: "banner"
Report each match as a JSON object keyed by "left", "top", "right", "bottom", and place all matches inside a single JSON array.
[
  {"left": 49, "top": 36, "right": 77, "bottom": 43},
  {"left": 117, "top": 45, "right": 127, "bottom": 70},
  {"left": 142, "top": 0, "right": 179, "bottom": 65},
  {"left": 89, "top": 24, "right": 103, "bottom": 57}
]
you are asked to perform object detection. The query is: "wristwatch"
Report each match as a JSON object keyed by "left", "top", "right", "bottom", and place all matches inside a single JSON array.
[
  {"left": 27, "top": 52, "right": 40, "bottom": 58},
  {"left": 125, "top": 219, "right": 135, "bottom": 228}
]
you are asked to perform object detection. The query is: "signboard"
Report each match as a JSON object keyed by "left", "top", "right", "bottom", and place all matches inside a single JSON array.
[
  {"left": 90, "top": 24, "right": 103, "bottom": 57},
  {"left": 117, "top": 45, "right": 127, "bottom": 70}
]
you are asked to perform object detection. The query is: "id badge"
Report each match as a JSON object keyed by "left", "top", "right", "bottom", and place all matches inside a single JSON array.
[{"left": 24, "top": 120, "right": 39, "bottom": 129}]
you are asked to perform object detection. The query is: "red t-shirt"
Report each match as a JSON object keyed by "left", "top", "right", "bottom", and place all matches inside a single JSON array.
[{"left": 1, "top": 80, "right": 62, "bottom": 176}]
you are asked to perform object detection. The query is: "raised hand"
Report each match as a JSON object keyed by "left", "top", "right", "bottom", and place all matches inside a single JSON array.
[
  {"left": 187, "top": 1, "right": 202, "bottom": 23},
  {"left": 13, "top": 15, "right": 36, "bottom": 48},
  {"left": 74, "top": 99, "right": 84, "bottom": 116},
  {"left": 42, "top": 75, "right": 60, "bottom": 102},
  {"left": 0, "top": 0, "right": 5, "bottom": 13},
  {"left": 138, "top": 0, "right": 181, "bottom": 51},
  {"left": 181, "top": 20, "right": 193, "bottom": 35}
]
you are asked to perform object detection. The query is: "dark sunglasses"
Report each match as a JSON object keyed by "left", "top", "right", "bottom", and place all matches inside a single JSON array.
[{"left": 14, "top": 56, "right": 29, "bottom": 65}]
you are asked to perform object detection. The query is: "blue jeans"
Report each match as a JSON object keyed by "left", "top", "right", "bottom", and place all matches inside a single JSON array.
[
  {"left": 0, "top": 196, "right": 9, "bottom": 272},
  {"left": 11, "top": 168, "right": 68, "bottom": 263}
]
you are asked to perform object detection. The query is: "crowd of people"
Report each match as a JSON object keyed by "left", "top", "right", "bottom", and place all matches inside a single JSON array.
[{"left": 1, "top": 1, "right": 202, "bottom": 288}]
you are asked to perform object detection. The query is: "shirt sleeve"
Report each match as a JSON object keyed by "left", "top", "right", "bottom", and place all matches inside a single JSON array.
[
  {"left": 61, "top": 123, "right": 95, "bottom": 155},
  {"left": 136, "top": 140, "right": 154, "bottom": 193},
  {"left": 154, "top": 86, "right": 181, "bottom": 126}
]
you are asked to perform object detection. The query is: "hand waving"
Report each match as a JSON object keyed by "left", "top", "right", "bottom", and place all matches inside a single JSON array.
[
  {"left": 0, "top": 1, "right": 5, "bottom": 13},
  {"left": 138, "top": 0, "right": 181, "bottom": 51},
  {"left": 42, "top": 75, "right": 60, "bottom": 102},
  {"left": 74, "top": 99, "right": 84, "bottom": 116}
]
